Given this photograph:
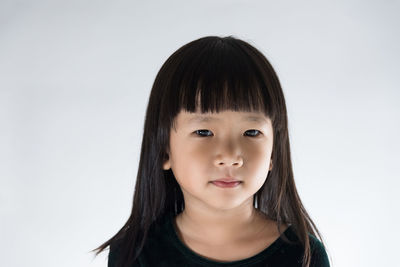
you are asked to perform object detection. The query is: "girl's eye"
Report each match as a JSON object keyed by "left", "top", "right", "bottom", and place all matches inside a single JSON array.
[
  {"left": 193, "top": 129, "right": 261, "bottom": 137},
  {"left": 244, "top": 129, "right": 261, "bottom": 137},
  {"left": 194, "top": 129, "right": 213, "bottom": 137}
]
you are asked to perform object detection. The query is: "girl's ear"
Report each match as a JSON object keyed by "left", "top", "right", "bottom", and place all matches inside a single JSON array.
[
  {"left": 163, "top": 151, "right": 171, "bottom": 170},
  {"left": 163, "top": 159, "right": 171, "bottom": 170},
  {"left": 269, "top": 159, "right": 273, "bottom": 171}
]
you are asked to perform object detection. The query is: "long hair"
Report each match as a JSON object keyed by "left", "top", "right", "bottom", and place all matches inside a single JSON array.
[{"left": 92, "top": 35, "right": 329, "bottom": 267}]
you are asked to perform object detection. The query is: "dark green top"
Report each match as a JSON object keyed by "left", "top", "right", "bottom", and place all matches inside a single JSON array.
[{"left": 108, "top": 212, "right": 330, "bottom": 267}]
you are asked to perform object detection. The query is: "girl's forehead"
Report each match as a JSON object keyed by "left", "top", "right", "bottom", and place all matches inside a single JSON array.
[
  {"left": 177, "top": 109, "right": 270, "bottom": 124},
  {"left": 179, "top": 108, "right": 267, "bottom": 115}
]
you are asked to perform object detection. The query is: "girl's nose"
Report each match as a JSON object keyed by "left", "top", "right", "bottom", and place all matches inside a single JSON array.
[
  {"left": 214, "top": 157, "right": 243, "bottom": 167},
  {"left": 213, "top": 140, "right": 243, "bottom": 167}
]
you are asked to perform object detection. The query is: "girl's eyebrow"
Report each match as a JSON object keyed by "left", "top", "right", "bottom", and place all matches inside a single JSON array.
[{"left": 186, "top": 115, "right": 268, "bottom": 124}]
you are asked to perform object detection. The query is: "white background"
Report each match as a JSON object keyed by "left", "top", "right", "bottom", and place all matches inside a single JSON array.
[{"left": 1, "top": 1, "right": 399, "bottom": 266}]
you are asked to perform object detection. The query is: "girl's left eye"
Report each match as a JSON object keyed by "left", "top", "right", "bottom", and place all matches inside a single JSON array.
[
  {"left": 193, "top": 129, "right": 261, "bottom": 137},
  {"left": 244, "top": 129, "right": 261, "bottom": 137}
]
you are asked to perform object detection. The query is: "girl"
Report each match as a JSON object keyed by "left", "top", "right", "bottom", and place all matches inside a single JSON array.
[{"left": 92, "top": 36, "right": 330, "bottom": 267}]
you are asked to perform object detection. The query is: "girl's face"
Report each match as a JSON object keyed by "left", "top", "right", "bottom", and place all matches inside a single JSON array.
[{"left": 163, "top": 109, "right": 273, "bottom": 211}]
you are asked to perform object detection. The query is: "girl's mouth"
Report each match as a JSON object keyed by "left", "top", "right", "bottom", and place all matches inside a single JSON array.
[{"left": 211, "top": 181, "right": 242, "bottom": 188}]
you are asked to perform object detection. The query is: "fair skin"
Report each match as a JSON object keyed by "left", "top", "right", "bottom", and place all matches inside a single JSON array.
[{"left": 163, "top": 109, "right": 288, "bottom": 261}]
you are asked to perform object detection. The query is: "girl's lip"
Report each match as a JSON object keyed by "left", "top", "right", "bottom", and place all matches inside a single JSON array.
[
  {"left": 211, "top": 181, "right": 242, "bottom": 188},
  {"left": 212, "top": 178, "right": 240, "bottom": 182}
]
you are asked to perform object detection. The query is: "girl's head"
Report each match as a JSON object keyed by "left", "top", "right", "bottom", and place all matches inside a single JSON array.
[
  {"left": 94, "top": 35, "right": 326, "bottom": 267},
  {"left": 147, "top": 35, "right": 289, "bottom": 217}
]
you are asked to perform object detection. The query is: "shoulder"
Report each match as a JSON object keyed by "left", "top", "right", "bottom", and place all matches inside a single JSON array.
[
  {"left": 108, "top": 241, "right": 121, "bottom": 267},
  {"left": 308, "top": 234, "right": 330, "bottom": 267},
  {"left": 107, "top": 218, "right": 168, "bottom": 267},
  {"left": 280, "top": 227, "right": 330, "bottom": 267},
  {"left": 108, "top": 240, "right": 143, "bottom": 267}
]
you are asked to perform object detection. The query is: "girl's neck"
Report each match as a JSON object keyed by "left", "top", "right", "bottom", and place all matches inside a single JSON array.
[{"left": 175, "top": 202, "right": 272, "bottom": 246}]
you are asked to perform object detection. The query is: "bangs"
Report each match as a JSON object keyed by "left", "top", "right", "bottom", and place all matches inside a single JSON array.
[{"left": 167, "top": 37, "right": 276, "bottom": 119}]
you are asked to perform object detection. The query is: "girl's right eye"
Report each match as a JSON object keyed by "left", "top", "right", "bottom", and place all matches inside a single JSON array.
[{"left": 194, "top": 129, "right": 213, "bottom": 137}]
